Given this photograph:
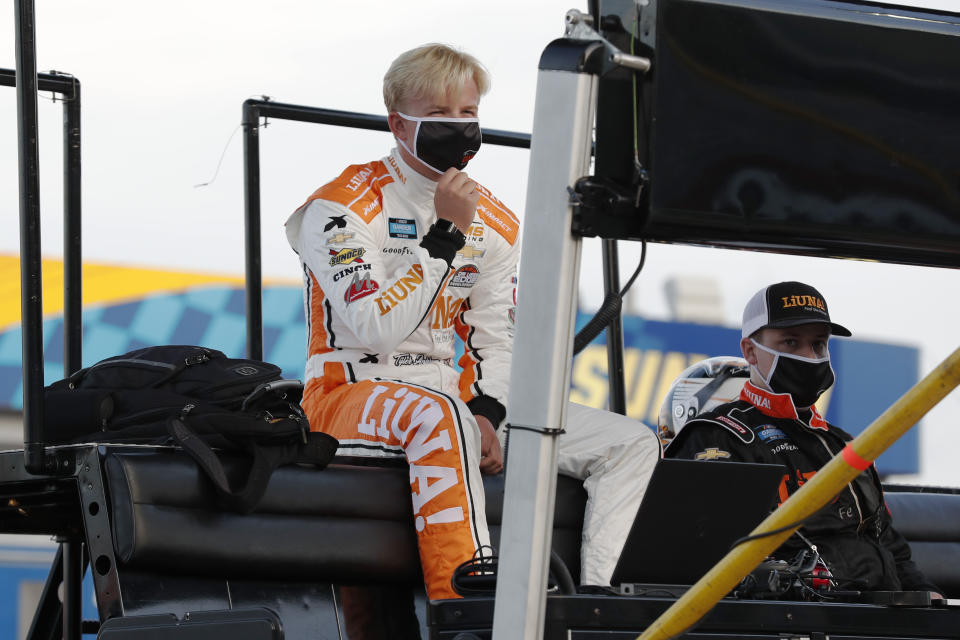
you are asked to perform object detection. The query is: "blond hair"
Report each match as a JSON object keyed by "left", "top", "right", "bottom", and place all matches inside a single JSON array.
[{"left": 383, "top": 44, "right": 490, "bottom": 112}]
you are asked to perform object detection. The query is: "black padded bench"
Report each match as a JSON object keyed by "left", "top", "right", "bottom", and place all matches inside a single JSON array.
[
  {"left": 105, "top": 450, "right": 586, "bottom": 584},
  {"left": 884, "top": 487, "right": 960, "bottom": 598},
  {"left": 99, "top": 447, "right": 586, "bottom": 637}
]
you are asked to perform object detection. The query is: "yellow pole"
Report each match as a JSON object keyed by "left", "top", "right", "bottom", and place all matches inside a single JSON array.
[{"left": 638, "top": 346, "right": 960, "bottom": 640}]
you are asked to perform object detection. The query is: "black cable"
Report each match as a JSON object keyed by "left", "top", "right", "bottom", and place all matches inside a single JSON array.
[
  {"left": 451, "top": 549, "right": 577, "bottom": 596},
  {"left": 573, "top": 293, "right": 621, "bottom": 355},
  {"left": 618, "top": 240, "right": 646, "bottom": 298},
  {"left": 572, "top": 241, "right": 646, "bottom": 356},
  {"left": 549, "top": 551, "right": 576, "bottom": 595},
  {"left": 451, "top": 547, "right": 498, "bottom": 597},
  {"left": 728, "top": 515, "right": 810, "bottom": 550}
]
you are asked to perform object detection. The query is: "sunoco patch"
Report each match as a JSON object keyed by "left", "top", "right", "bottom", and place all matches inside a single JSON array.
[
  {"left": 450, "top": 264, "right": 480, "bottom": 288},
  {"left": 388, "top": 217, "right": 417, "bottom": 239},
  {"left": 329, "top": 247, "right": 365, "bottom": 266}
]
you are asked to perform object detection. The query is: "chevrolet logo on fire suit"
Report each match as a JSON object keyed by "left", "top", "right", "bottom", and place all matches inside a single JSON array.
[
  {"left": 326, "top": 232, "right": 355, "bottom": 245},
  {"left": 694, "top": 448, "right": 732, "bottom": 461},
  {"left": 456, "top": 245, "right": 485, "bottom": 260}
]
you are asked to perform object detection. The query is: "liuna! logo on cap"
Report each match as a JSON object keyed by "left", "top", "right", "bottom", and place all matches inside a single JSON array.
[{"left": 780, "top": 294, "right": 826, "bottom": 313}]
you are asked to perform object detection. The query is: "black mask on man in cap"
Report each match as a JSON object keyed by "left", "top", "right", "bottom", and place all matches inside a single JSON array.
[{"left": 750, "top": 339, "right": 836, "bottom": 408}]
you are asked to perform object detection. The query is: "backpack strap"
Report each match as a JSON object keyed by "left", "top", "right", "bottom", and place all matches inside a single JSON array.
[{"left": 166, "top": 416, "right": 338, "bottom": 514}]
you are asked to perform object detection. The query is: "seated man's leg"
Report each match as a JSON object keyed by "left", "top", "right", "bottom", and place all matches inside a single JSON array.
[
  {"left": 559, "top": 402, "right": 662, "bottom": 586},
  {"left": 306, "top": 378, "right": 490, "bottom": 600}
]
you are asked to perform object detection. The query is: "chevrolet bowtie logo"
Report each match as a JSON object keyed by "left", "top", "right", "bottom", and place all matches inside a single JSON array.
[
  {"left": 457, "top": 245, "right": 485, "bottom": 260},
  {"left": 326, "top": 232, "right": 355, "bottom": 245},
  {"left": 694, "top": 448, "right": 731, "bottom": 461}
]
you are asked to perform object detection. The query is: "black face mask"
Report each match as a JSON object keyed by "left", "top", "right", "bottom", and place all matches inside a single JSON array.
[
  {"left": 396, "top": 112, "right": 482, "bottom": 174},
  {"left": 751, "top": 339, "right": 835, "bottom": 408}
]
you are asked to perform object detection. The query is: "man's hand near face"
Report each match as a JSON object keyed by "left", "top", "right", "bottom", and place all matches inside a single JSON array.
[
  {"left": 435, "top": 168, "right": 480, "bottom": 232},
  {"left": 475, "top": 415, "right": 503, "bottom": 475}
]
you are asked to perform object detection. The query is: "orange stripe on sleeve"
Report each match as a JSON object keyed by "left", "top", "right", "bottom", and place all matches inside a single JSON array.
[
  {"left": 475, "top": 187, "right": 519, "bottom": 245},
  {"left": 307, "top": 271, "right": 334, "bottom": 357},
  {"left": 454, "top": 303, "right": 480, "bottom": 402}
]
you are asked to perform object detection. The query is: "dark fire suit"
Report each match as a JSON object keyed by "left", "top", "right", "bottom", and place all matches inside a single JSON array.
[{"left": 666, "top": 381, "right": 939, "bottom": 593}]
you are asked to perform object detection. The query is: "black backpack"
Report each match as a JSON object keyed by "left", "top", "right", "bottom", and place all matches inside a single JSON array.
[{"left": 44, "top": 345, "right": 338, "bottom": 513}]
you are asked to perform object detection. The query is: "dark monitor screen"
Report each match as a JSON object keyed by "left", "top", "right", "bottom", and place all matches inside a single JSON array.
[{"left": 641, "top": 0, "right": 960, "bottom": 267}]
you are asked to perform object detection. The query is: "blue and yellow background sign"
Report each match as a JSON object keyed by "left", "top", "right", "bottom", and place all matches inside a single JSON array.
[{"left": 0, "top": 257, "right": 919, "bottom": 475}]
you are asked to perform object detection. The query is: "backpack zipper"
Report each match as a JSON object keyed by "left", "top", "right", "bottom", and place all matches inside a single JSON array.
[{"left": 69, "top": 357, "right": 178, "bottom": 388}]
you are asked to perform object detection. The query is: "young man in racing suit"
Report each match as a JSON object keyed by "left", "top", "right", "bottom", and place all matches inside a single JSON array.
[
  {"left": 666, "top": 281, "right": 940, "bottom": 596},
  {"left": 285, "top": 44, "right": 661, "bottom": 602}
]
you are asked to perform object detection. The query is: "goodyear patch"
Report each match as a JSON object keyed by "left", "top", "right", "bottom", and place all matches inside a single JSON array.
[
  {"left": 329, "top": 247, "right": 366, "bottom": 266},
  {"left": 450, "top": 264, "right": 480, "bottom": 288},
  {"left": 770, "top": 442, "right": 799, "bottom": 455},
  {"left": 388, "top": 217, "right": 417, "bottom": 239}
]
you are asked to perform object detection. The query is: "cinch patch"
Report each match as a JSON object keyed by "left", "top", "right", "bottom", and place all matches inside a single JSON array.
[
  {"left": 756, "top": 426, "right": 789, "bottom": 443},
  {"left": 344, "top": 274, "right": 379, "bottom": 304},
  {"left": 388, "top": 217, "right": 417, "bottom": 239},
  {"left": 450, "top": 264, "right": 480, "bottom": 288}
]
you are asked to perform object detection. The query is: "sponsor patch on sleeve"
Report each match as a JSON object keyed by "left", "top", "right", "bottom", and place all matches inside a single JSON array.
[
  {"left": 344, "top": 273, "right": 379, "bottom": 304},
  {"left": 329, "top": 247, "right": 366, "bottom": 266},
  {"left": 717, "top": 411, "right": 756, "bottom": 443},
  {"left": 323, "top": 215, "right": 347, "bottom": 232},
  {"left": 756, "top": 426, "right": 789, "bottom": 443},
  {"left": 388, "top": 217, "right": 418, "bottom": 239},
  {"left": 456, "top": 245, "right": 486, "bottom": 261},
  {"left": 326, "top": 231, "right": 355, "bottom": 246},
  {"left": 449, "top": 264, "right": 480, "bottom": 288}
]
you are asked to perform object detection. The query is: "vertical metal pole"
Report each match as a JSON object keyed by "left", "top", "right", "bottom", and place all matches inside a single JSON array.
[
  {"left": 15, "top": 0, "right": 46, "bottom": 474},
  {"left": 242, "top": 100, "right": 264, "bottom": 360},
  {"left": 492, "top": 62, "right": 597, "bottom": 640},
  {"left": 26, "top": 546, "right": 64, "bottom": 640},
  {"left": 63, "top": 77, "right": 82, "bottom": 376},
  {"left": 62, "top": 538, "right": 81, "bottom": 640},
  {"left": 601, "top": 239, "right": 627, "bottom": 414},
  {"left": 62, "top": 76, "right": 84, "bottom": 640}
]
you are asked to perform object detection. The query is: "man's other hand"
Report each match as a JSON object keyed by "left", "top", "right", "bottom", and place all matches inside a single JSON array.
[
  {"left": 476, "top": 415, "right": 503, "bottom": 475},
  {"left": 435, "top": 168, "right": 480, "bottom": 232}
]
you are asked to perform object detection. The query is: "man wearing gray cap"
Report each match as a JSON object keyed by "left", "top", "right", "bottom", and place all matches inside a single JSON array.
[{"left": 666, "top": 281, "right": 940, "bottom": 597}]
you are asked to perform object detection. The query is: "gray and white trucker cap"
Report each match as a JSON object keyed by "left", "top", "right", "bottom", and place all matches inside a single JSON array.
[{"left": 741, "top": 281, "right": 852, "bottom": 339}]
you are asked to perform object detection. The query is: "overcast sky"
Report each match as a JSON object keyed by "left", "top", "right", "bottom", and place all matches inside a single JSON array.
[{"left": 2, "top": 0, "right": 958, "bottom": 486}]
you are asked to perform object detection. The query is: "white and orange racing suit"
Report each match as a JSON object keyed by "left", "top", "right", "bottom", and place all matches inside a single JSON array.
[{"left": 286, "top": 149, "right": 660, "bottom": 599}]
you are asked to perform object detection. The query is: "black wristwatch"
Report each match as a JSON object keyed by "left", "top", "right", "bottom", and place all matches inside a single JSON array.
[{"left": 433, "top": 218, "right": 467, "bottom": 245}]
